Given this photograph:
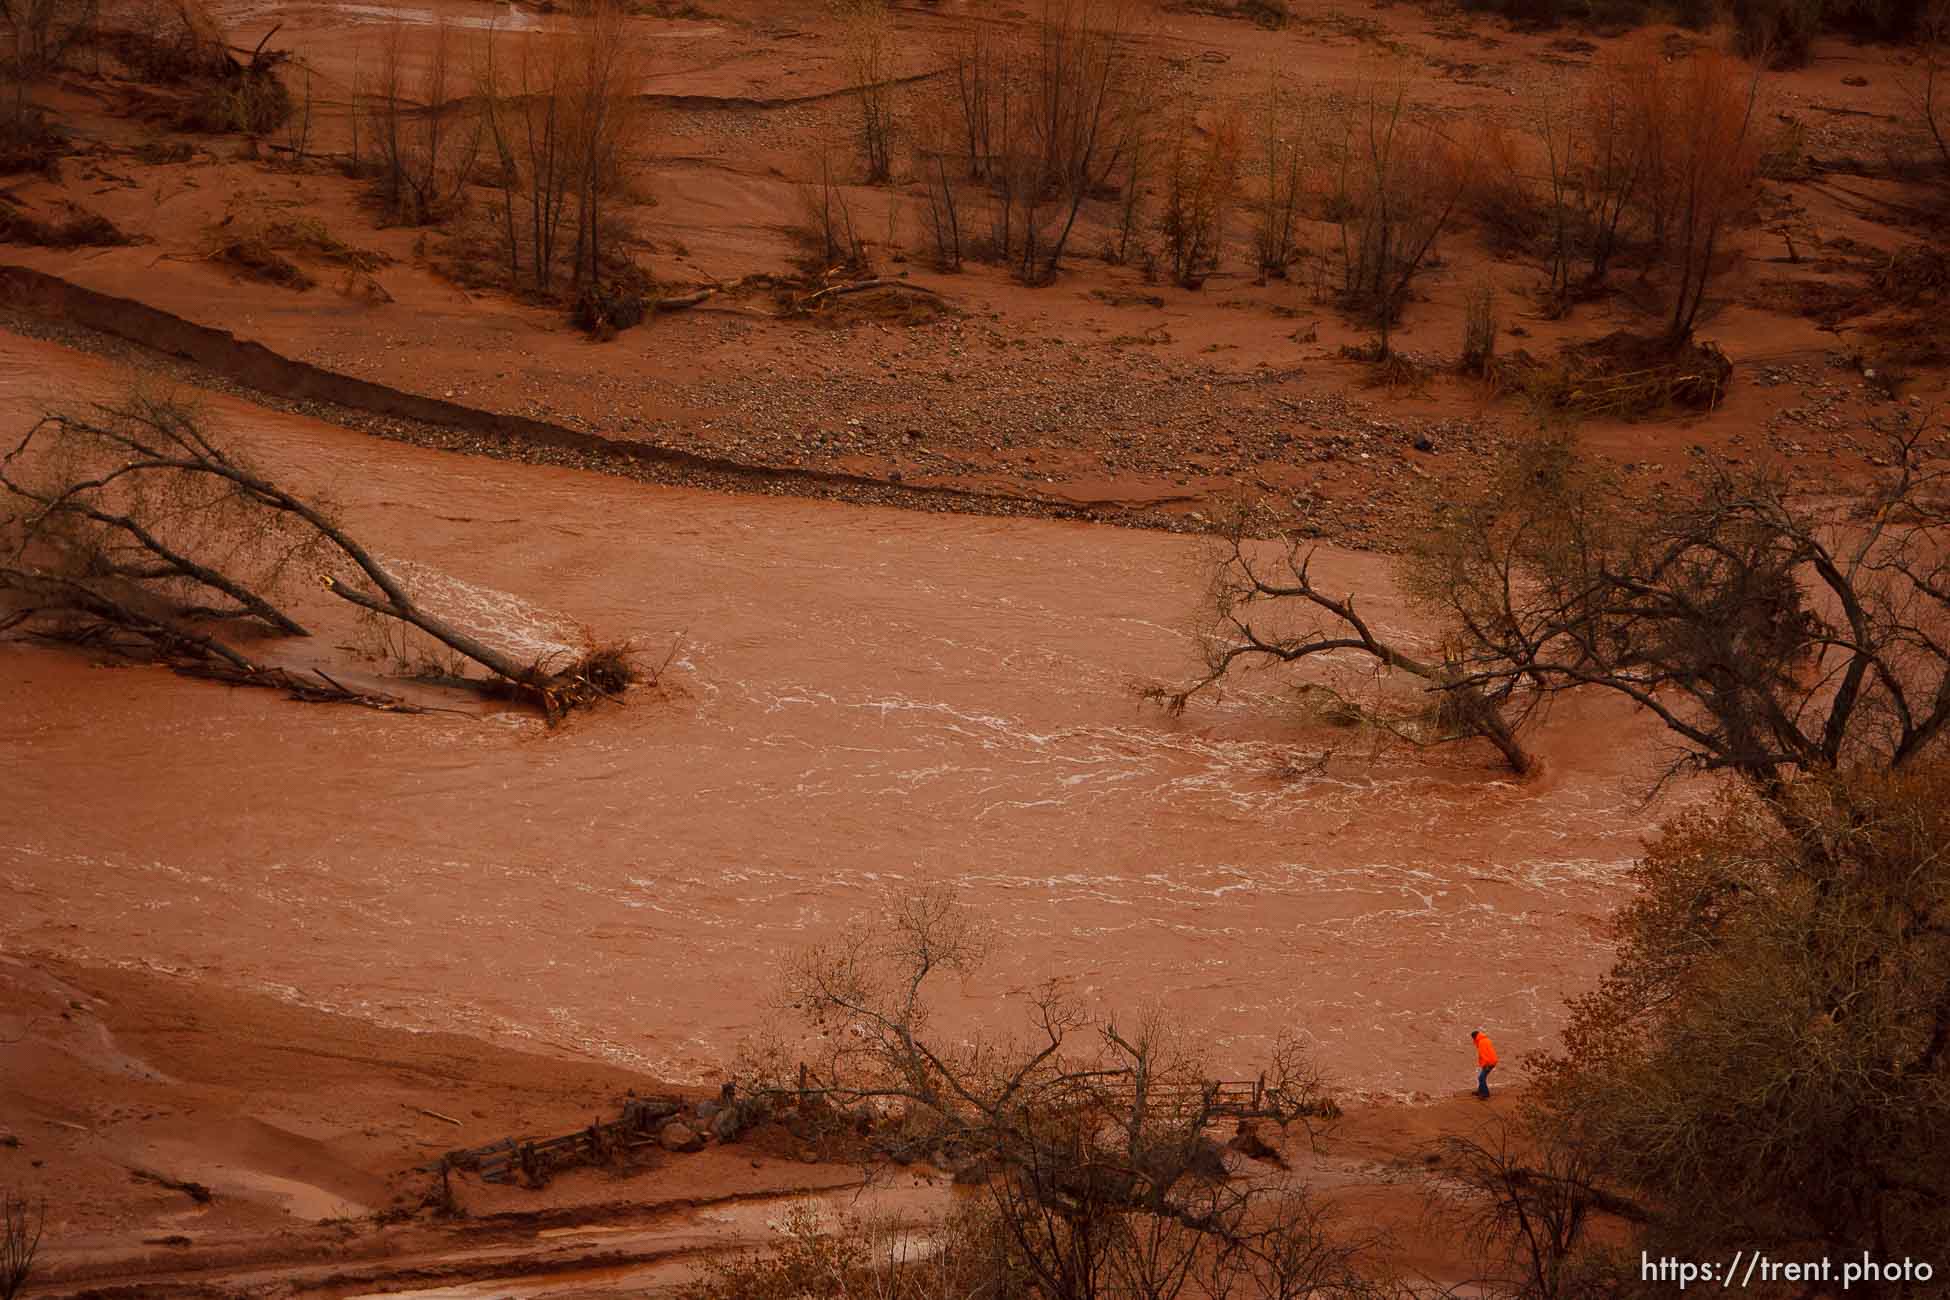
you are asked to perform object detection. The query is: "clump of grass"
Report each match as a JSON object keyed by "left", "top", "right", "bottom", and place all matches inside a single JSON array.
[
  {"left": 204, "top": 210, "right": 388, "bottom": 290},
  {"left": 179, "top": 69, "right": 292, "bottom": 137}
]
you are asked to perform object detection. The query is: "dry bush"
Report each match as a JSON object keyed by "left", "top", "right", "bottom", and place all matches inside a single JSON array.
[
  {"left": 680, "top": 1201, "right": 1019, "bottom": 1300},
  {"left": 735, "top": 886, "right": 1379, "bottom": 1300},
  {"left": 1643, "top": 48, "right": 1763, "bottom": 345},
  {"left": 0, "top": 201, "right": 128, "bottom": 246},
  {"left": 283, "top": 61, "right": 313, "bottom": 162},
  {"left": 0, "top": 87, "right": 63, "bottom": 176},
  {"left": 178, "top": 62, "right": 292, "bottom": 138},
  {"left": 0, "top": 1194, "right": 39, "bottom": 1300},
  {"left": 571, "top": 261, "right": 657, "bottom": 339},
  {"left": 1503, "top": 330, "right": 1733, "bottom": 415},
  {"left": 2, "top": 0, "right": 98, "bottom": 72},
  {"left": 204, "top": 197, "right": 387, "bottom": 290},
  {"left": 107, "top": 0, "right": 227, "bottom": 82},
  {"left": 1184, "top": 0, "right": 1291, "bottom": 23},
  {"left": 1158, "top": 109, "right": 1242, "bottom": 288},
  {"left": 1732, "top": 0, "right": 1826, "bottom": 64},
  {"left": 1426, "top": 1117, "right": 1637, "bottom": 1299}
]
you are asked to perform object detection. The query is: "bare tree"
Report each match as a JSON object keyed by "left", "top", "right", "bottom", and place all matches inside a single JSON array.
[
  {"left": 1027, "top": 0, "right": 1148, "bottom": 283},
  {"left": 836, "top": 0, "right": 895, "bottom": 183},
  {"left": 477, "top": 21, "right": 575, "bottom": 293},
  {"left": 970, "top": 0, "right": 1148, "bottom": 283},
  {"left": 1156, "top": 504, "right": 1537, "bottom": 775},
  {"left": 1251, "top": 75, "right": 1305, "bottom": 280},
  {"left": 1323, "top": 74, "right": 1465, "bottom": 356},
  {"left": 371, "top": 13, "right": 480, "bottom": 226},
  {"left": 799, "top": 142, "right": 867, "bottom": 270},
  {"left": 0, "top": 392, "right": 639, "bottom": 717},
  {"left": 564, "top": 0, "right": 643, "bottom": 292},
  {"left": 947, "top": 20, "right": 998, "bottom": 180},
  {"left": 915, "top": 107, "right": 965, "bottom": 272},
  {"left": 1906, "top": 0, "right": 1950, "bottom": 175},
  {"left": 1577, "top": 46, "right": 1650, "bottom": 290}
]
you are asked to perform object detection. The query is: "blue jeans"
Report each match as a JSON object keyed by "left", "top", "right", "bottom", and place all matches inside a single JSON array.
[{"left": 1477, "top": 1064, "right": 1494, "bottom": 1098}]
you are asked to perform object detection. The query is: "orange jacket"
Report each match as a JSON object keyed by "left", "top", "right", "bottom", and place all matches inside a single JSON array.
[{"left": 1474, "top": 1034, "right": 1498, "bottom": 1068}]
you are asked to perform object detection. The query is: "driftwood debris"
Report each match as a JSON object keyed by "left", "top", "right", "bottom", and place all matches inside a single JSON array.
[
  {"left": 130, "top": 1168, "right": 214, "bottom": 1204},
  {"left": 649, "top": 276, "right": 949, "bottom": 320},
  {"left": 440, "top": 1095, "right": 688, "bottom": 1188},
  {"left": 795, "top": 278, "right": 945, "bottom": 308},
  {"left": 410, "top": 1105, "right": 464, "bottom": 1127}
]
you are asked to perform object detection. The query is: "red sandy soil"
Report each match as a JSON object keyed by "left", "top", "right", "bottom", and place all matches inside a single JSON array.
[
  {"left": 3, "top": 0, "right": 1946, "bottom": 1290},
  {"left": 2, "top": 0, "right": 1945, "bottom": 542},
  {"left": 2, "top": 954, "right": 1523, "bottom": 1297}
]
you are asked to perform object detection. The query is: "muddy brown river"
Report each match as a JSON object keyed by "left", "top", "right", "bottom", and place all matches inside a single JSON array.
[{"left": 0, "top": 335, "right": 1679, "bottom": 1100}]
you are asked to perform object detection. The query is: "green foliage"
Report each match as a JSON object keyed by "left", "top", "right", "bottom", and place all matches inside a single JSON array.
[{"left": 1538, "top": 767, "right": 1950, "bottom": 1260}]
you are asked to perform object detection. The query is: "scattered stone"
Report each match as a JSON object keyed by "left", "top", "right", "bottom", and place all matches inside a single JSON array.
[
  {"left": 659, "top": 1121, "right": 705, "bottom": 1153},
  {"left": 710, "top": 1106, "right": 746, "bottom": 1143}
]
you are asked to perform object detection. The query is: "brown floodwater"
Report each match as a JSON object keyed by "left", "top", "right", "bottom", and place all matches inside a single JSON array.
[{"left": 0, "top": 335, "right": 1683, "bottom": 1101}]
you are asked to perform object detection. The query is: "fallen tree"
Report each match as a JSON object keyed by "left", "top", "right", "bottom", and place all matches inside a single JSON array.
[
  {"left": 1155, "top": 504, "right": 1538, "bottom": 776},
  {"left": 0, "top": 390, "right": 644, "bottom": 718}
]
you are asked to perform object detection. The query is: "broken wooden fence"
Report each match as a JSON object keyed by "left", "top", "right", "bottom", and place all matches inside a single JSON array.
[{"left": 440, "top": 1094, "right": 688, "bottom": 1187}]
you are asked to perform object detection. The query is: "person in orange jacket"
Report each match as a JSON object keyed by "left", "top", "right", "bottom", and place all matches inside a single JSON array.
[{"left": 1471, "top": 1030, "right": 1498, "bottom": 1098}]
